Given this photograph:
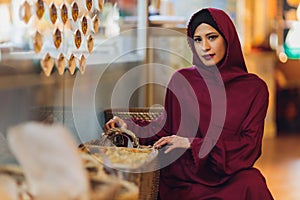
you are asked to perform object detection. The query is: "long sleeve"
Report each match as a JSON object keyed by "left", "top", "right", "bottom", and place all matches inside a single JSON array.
[{"left": 190, "top": 80, "right": 269, "bottom": 176}]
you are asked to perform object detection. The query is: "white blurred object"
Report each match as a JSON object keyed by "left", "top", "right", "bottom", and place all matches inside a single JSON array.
[
  {"left": 160, "top": 0, "right": 174, "bottom": 16},
  {"left": 269, "top": 32, "right": 278, "bottom": 50},
  {"left": 285, "top": 3, "right": 300, "bottom": 48},
  {"left": 0, "top": 175, "right": 18, "bottom": 200},
  {"left": 285, "top": 21, "right": 300, "bottom": 48},
  {"left": 0, "top": 4, "right": 12, "bottom": 42},
  {"left": 7, "top": 122, "right": 89, "bottom": 200},
  {"left": 104, "top": 3, "right": 120, "bottom": 38}
]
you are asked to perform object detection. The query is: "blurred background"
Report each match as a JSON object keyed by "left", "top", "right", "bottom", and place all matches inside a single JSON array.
[{"left": 0, "top": 0, "right": 300, "bottom": 199}]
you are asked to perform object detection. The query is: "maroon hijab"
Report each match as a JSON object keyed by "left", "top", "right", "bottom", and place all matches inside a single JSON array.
[{"left": 187, "top": 8, "right": 248, "bottom": 83}]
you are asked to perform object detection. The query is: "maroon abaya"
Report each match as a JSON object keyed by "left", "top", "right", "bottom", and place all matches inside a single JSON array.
[{"left": 127, "top": 8, "right": 273, "bottom": 200}]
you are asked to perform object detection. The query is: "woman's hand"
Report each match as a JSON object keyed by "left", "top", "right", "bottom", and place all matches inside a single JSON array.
[
  {"left": 153, "top": 135, "right": 191, "bottom": 154},
  {"left": 105, "top": 116, "right": 127, "bottom": 130}
]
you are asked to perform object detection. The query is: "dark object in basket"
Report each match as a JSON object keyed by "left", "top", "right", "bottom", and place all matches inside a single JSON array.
[
  {"left": 104, "top": 127, "right": 140, "bottom": 148},
  {"left": 79, "top": 127, "right": 140, "bottom": 148}
]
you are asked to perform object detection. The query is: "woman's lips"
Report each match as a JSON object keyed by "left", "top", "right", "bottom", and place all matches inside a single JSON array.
[{"left": 202, "top": 54, "right": 215, "bottom": 60}]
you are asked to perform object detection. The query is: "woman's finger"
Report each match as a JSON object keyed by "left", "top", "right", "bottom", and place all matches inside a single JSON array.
[
  {"left": 154, "top": 137, "right": 167, "bottom": 146},
  {"left": 164, "top": 144, "right": 175, "bottom": 154},
  {"left": 105, "top": 119, "right": 115, "bottom": 130},
  {"left": 155, "top": 135, "right": 190, "bottom": 153},
  {"left": 105, "top": 121, "right": 110, "bottom": 130},
  {"left": 154, "top": 137, "right": 171, "bottom": 148}
]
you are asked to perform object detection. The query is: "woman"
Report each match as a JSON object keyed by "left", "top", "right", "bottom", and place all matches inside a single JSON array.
[{"left": 106, "top": 8, "right": 273, "bottom": 200}]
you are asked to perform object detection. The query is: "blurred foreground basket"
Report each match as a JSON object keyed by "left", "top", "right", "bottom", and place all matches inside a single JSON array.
[
  {"left": 83, "top": 143, "right": 160, "bottom": 200},
  {"left": 128, "top": 168, "right": 160, "bottom": 200},
  {"left": 103, "top": 107, "right": 163, "bottom": 199}
]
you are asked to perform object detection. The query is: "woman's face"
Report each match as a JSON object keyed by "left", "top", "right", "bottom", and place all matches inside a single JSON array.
[{"left": 193, "top": 23, "right": 226, "bottom": 67}]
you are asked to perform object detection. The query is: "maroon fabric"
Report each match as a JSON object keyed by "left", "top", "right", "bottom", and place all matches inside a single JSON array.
[{"left": 127, "top": 8, "right": 273, "bottom": 200}]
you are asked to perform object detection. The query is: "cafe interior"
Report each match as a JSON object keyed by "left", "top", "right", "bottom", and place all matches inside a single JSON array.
[{"left": 0, "top": 0, "right": 300, "bottom": 199}]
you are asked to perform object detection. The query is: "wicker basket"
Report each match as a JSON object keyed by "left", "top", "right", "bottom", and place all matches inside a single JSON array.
[
  {"left": 103, "top": 107, "right": 164, "bottom": 123},
  {"left": 125, "top": 167, "right": 160, "bottom": 200},
  {"left": 109, "top": 155, "right": 160, "bottom": 200},
  {"left": 83, "top": 134, "right": 160, "bottom": 199},
  {"left": 96, "top": 107, "right": 163, "bottom": 200}
]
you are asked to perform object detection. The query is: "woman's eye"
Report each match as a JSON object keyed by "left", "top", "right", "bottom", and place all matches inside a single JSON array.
[
  {"left": 194, "top": 38, "right": 201, "bottom": 42},
  {"left": 208, "top": 35, "right": 218, "bottom": 40}
]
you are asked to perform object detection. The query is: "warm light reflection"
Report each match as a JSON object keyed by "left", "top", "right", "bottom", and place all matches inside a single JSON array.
[
  {"left": 44, "top": 0, "right": 69, "bottom": 5},
  {"left": 279, "top": 52, "right": 288, "bottom": 63},
  {"left": 287, "top": 0, "right": 300, "bottom": 7}
]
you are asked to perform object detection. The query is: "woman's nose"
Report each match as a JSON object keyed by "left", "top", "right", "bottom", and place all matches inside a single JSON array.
[{"left": 201, "top": 39, "right": 210, "bottom": 51}]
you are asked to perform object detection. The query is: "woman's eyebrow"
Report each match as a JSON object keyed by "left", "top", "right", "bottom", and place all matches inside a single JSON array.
[
  {"left": 193, "top": 31, "right": 218, "bottom": 38},
  {"left": 205, "top": 32, "right": 219, "bottom": 37}
]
